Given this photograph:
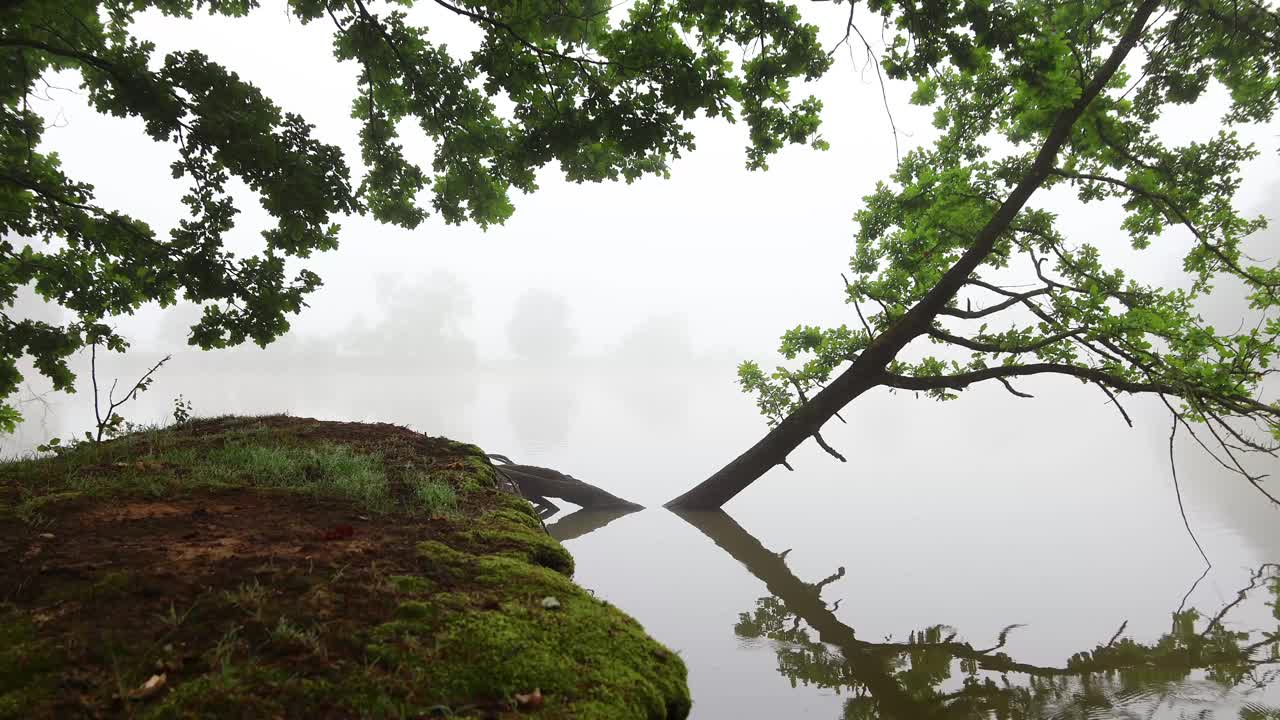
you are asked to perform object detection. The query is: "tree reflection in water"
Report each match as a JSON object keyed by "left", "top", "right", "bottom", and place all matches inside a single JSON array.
[
  {"left": 543, "top": 506, "right": 641, "bottom": 542},
  {"left": 676, "top": 510, "right": 1280, "bottom": 720}
]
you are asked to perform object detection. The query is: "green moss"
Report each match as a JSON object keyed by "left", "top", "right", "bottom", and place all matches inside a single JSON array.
[
  {"left": 393, "top": 600, "right": 437, "bottom": 622},
  {"left": 14, "top": 491, "right": 82, "bottom": 525},
  {"left": 145, "top": 663, "right": 417, "bottom": 720},
  {"left": 490, "top": 530, "right": 574, "bottom": 574},
  {"left": 416, "top": 540, "right": 474, "bottom": 570},
  {"left": 445, "top": 441, "right": 486, "bottom": 458},
  {"left": 368, "top": 554, "right": 690, "bottom": 719},
  {"left": 92, "top": 571, "right": 133, "bottom": 598},
  {"left": 143, "top": 666, "right": 294, "bottom": 719},
  {"left": 0, "top": 608, "right": 59, "bottom": 720},
  {"left": 489, "top": 491, "right": 543, "bottom": 521},
  {"left": 467, "top": 510, "right": 574, "bottom": 575},
  {"left": 488, "top": 508, "right": 542, "bottom": 531},
  {"left": 387, "top": 575, "right": 433, "bottom": 595},
  {"left": 461, "top": 455, "right": 498, "bottom": 487},
  {"left": 0, "top": 416, "right": 690, "bottom": 719}
]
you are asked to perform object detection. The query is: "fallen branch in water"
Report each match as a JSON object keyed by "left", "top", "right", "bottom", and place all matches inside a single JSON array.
[{"left": 487, "top": 455, "right": 644, "bottom": 511}]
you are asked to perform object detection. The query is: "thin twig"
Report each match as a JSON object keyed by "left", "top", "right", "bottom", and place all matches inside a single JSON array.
[
  {"left": 844, "top": 273, "right": 874, "bottom": 340},
  {"left": 1094, "top": 380, "right": 1134, "bottom": 427},
  {"left": 1167, "top": 412, "right": 1212, "bottom": 568},
  {"left": 996, "top": 377, "right": 1033, "bottom": 398},
  {"left": 90, "top": 346, "right": 172, "bottom": 441},
  {"left": 839, "top": 16, "right": 900, "bottom": 164}
]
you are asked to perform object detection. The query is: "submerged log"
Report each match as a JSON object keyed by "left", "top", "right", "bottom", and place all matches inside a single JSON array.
[{"left": 488, "top": 456, "right": 644, "bottom": 511}]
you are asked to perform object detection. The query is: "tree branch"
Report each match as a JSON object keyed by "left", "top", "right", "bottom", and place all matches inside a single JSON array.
[
  {"left": 996, "top": 377, "right": 1033, "bottom": 398},
  {"left": 430, "top": 0, "right": 617, "bottom": 69},
  {"left": 927, "top": 325, "right": 1084, "bottom": 354},
  {"left": 1094, "top": 380, "right": 1134, "bottom": 427},
  {"left": 1050, "top": 167, "right": 1280, "bottom": 297},
  {"left": 942, "top": 286, "right": 1052, "bottom": 319},
  {"left": 880, "top": 362, "right": 1168, "bottom": 396},
  {"left": 811, "top": 431, "right": 847, "bottom": 462}
]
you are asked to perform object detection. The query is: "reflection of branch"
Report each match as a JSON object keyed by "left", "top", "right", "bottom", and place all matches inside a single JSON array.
[
  {"left": 545, "top": 506, "right": 641, "bottom": 542},
  {"left": 674, "top": 509, "right": 948, "bottom": 719},
  {"left": 1199, "top": 563, "right": 1280, "bottom": 639},
  {"left": 676, "top": 508, "right": 1280, "bottom": 717},
  {"left": 975, "top": 623, "right": 1026, "bottom": 653},
  {"left": 527, "top": 494, "right": 560, "bottom": 518}
]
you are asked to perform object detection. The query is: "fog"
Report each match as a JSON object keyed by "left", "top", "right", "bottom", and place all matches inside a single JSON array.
[{"left": 5, "top": 4, "right": 1280, "bottom": 717}]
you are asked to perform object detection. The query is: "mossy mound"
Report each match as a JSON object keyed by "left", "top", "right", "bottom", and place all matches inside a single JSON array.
[{"left": 0, "top": 415, "right": 690, "bottom": 719}]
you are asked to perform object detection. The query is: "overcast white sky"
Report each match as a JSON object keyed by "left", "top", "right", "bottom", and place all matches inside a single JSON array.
[{"left": 16, "top": 2, "right": 1280, "bottom": 366}]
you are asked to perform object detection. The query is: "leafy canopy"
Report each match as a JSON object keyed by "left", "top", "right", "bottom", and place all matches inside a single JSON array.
[
  {"left": 0, "top": 0, "right": 833, "bottom": 430},
  {"left": 736, "top": 0, "right": 1280, "bottom": 497}
]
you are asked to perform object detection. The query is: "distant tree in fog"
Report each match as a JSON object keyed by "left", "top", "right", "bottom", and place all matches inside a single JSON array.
[
  {"left": 611, "top": 314, "right": 693, "bottom": 369},
  {"left": 355, "top": 273, "right": 477, "bottom": 368},
  {"left": 507, "top": 290, "right": 576, "bottom": 365}
]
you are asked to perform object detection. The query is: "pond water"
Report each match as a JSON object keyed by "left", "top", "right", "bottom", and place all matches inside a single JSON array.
[{"left": 8, "top": 352, "right": 1280, "bottom": 718}]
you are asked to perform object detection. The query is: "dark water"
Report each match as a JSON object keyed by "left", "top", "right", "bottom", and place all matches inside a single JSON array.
[{"left": 9, "top": 357, "right": 1280, "bottom": 718}]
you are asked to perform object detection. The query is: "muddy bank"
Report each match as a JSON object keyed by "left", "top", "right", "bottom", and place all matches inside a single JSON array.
[{"left": 0, "top": 415, "right": 689, "bottom": 719}]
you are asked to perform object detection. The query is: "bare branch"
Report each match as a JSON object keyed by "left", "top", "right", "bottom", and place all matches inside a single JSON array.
[
  {"left": 812, "top": 431, "right": 847, "bottom": 462},
  {"left": 996, "top": 377, "right": 1034, "bottom": 398},
  {"left": 1206, "top": 409, "right": 1280, "bottom": 455},
  {"left": 1094, "top": 381, "right": 1134, "bottom": 427},
  {"left": 89, "top": 347, "right": 172, "bottom": 442},
  {"left": 91, "top": 341, "right": 102, "bottom": 434},
  {"left": 1199, "top": 412, "right": 1280, "bottom": 504},
  {"left": 1199, "top": 563, "right": 1280, "bottom": 638},
  {"left": 1166, "top": 410, "right": 1212, "bottom": 568},
  {"left": 943, "top": 285, "right": 1052, "bottom": 319},
  {"left": 844, "top": 273, "right": 874, "bottom": 340}
]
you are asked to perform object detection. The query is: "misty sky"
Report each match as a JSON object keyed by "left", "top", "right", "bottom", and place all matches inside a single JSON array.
[{"left": 7, "top": 2, "right": 1278, "bottom": 403}]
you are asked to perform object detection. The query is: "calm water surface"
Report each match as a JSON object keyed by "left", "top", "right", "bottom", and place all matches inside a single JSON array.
[{"left": 8, "top": 355, "right": 1280, "bottom": 718}]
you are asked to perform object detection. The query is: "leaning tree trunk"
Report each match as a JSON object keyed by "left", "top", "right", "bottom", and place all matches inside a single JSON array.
[
  {"left": 664, "top": 368, "right": 887, "bottom": 509},
  {"left": 664, "top": 0, "right": 1158, "bottom": 510}
]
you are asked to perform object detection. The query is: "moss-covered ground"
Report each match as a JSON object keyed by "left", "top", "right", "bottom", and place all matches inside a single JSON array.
[{"left": 0, "top": 415, "right": 690, "bottom": 719}]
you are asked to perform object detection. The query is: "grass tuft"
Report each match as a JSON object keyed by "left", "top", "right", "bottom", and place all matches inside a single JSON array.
[{"left": 410, "top": 475, "right": 458, "bottom": 516}]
